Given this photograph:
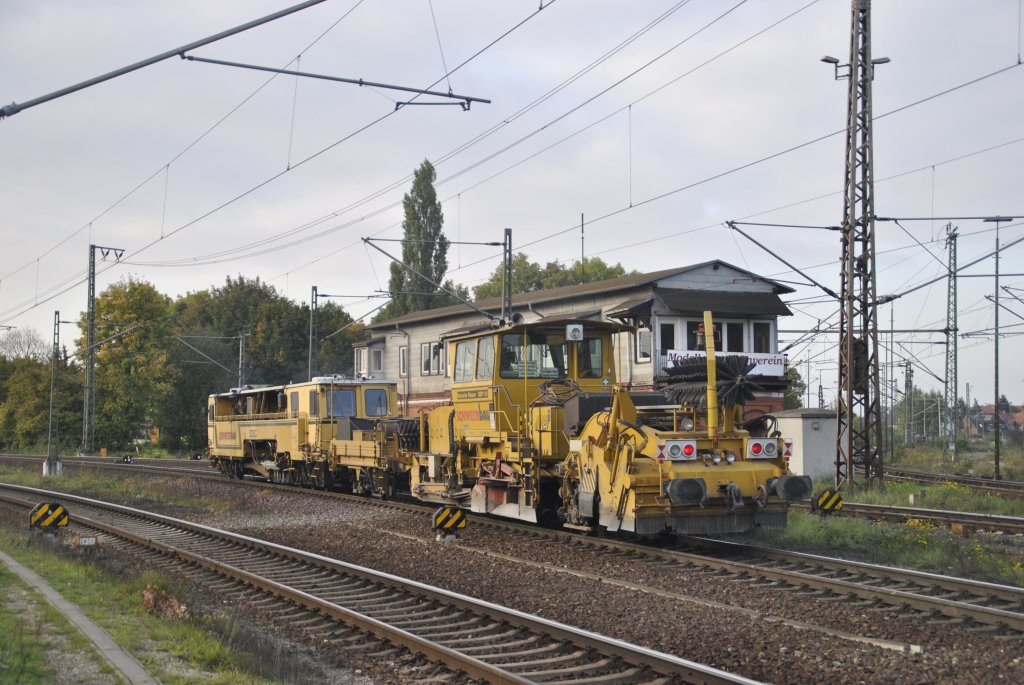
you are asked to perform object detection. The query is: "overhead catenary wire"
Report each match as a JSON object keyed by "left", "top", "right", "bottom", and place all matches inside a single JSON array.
[
  {"left": 0, "top": 0, "right": 370, "bottom": 285},
  {"left": 2, "top": 0, "right": 1024, "bottom": 409},
  {"left": 0, "top": 0, "right": 555, "bottom": 324}
]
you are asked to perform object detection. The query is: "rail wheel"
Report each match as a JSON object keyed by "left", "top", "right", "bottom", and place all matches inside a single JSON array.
[{"left": 380, "top": 471, "right": 396, "bottom": 501}]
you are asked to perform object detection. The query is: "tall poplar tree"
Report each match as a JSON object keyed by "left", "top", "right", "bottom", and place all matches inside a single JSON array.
[{"left": 381, "top": 160, "right": 451, "bottom": 319}]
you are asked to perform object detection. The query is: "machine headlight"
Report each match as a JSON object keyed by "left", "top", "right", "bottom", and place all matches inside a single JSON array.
[
  {"left": 725, "top": 452, "right": 736, "bottom": 464},
  {"left": 711, "top": 454, "right": 722, "bottom": 465},
  {"left": 680, "top": 417, "right": 695, "bottom": 431},
  {"left": 764, "top": 442, "right": 777, "bottom": 457},
  {"left": 668, "top": 443, "right": 682, "bottom": 458}
]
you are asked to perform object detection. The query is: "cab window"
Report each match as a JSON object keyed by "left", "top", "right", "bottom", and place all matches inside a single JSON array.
[
  {"left": 476, "top": 336, "right": 495, "bottom": 381},
  {"left": 454, "top": 340, "right": 476, "bottom": 383},
  {"left": 365, "top": 389, "right": 389, "bottom": 416},
  {"left": 327, "top": 389, "right": 356, "bottom": 417},
  {"left": 499, "top": 332, "right": 567, "bottom": 379},
  {"left": 578, "top": 339, "right": 602, "bottom": 378}
]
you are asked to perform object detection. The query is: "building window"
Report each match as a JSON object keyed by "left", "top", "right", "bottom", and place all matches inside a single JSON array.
[
  {"left": 635, "top": 328, "right": 651, "bottom": 363},
  {"left": 354, "top": 348, "right": 367, "bottom": 376},
  {"left": 399, "top": 346, "right": 407, "bottom": 377},
  {"left": 753, "top": 322, "right": 772, "bottom": 353},
  {"left": 726, "top": 322, "right": 745, "bottom": 352},
  {"left": 686, "top": 321, "right": 703, "bottom": 350},
  {"left": 687, "top": 320, "right": 737, "bottom": 351},
  {"left": 369, "top": 348, "right": 383, "bottom": 374},
  {"left": 421, "top": 341, "right": 444, "bottom": 376},
  {"left": 660, "top": 323, "right": 676, "bottom": 354}
]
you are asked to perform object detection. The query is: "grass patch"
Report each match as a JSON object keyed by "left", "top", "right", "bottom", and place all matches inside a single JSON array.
[
  {"left": 742, "top": 511, "right": 1024, "bottom": 586},
  {"left": 0, "top": 526, "right": 278, "bottom": 684},
  {"left": 895, "top": 444, "right": 1024, "bottom": 482},
  {"left": 0, "top": 565, "right": 53, "bottom": 684},
  {"left": 842, "top": 479, "right": 1024, "bottom": 517},
  {"left": 0, "top": 465, "right": 245, "bottom": 518}
]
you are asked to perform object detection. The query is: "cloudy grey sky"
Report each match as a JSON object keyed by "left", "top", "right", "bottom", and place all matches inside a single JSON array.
[{"left": 2, "top": 0, "right": 1022, "bottom": 408}]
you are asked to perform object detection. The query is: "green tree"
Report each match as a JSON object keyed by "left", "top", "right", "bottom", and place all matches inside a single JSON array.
[
  {"left": 473, "top": 254, "right": 635, "bottom": 300},
  {"left": 79, "top": 278, "right": 176, "bottom": 451},
  {"left": 0, "top": 330, "right": 81, "bottom": 452},
  {"left": 165, "top": 276, "right": 362, "bottom": 451},
  {"left": 380, "top": 160, "right": 452, "bottom": 319},
  {"left": 997, "top": 394, "right": 1012, "bottom": 412},
  {"left": 0, "top": 358, "right": 49, "bottom": 449},
  {"left": 783, "top": 366, "right": 806, "bottom": 410}
]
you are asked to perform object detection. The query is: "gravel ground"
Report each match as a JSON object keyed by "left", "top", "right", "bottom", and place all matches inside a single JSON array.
[{"left": 12, "top": 472, "right": 1024, "bottom": 685}]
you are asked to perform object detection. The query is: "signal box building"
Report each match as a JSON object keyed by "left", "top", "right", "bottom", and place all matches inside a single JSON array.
[{"left": 354, "top": 260, "right": 794, "bottom": 417}]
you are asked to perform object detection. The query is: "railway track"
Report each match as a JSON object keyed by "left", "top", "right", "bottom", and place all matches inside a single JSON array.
[
  {"left": 4, "top": 453, "right": 1024, "bottom": 637},
  {"left": 793, "top": 499, "right": 1024, "bottom": 535},
  {"left": 0, "top": 482, "right": 760, "bottom": 685},
  {"left": 880, "top": 465, "right": 1024, "bottom": 497},
  {"left": 492, "top": 526, "right": 1024, "bottom": 638},
  {"left": 8, "top": 452, "right": 1024, "bottom": 536}
]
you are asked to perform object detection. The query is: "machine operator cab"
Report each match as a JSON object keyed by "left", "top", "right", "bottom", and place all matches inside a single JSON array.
[
  {"left": 416, "top": 317, "right": 622, "bottom": 523},
  {"left": 443, "top": 318, "right": 619, "bottom": 447}
]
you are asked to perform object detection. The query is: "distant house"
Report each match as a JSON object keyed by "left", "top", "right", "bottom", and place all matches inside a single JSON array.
[
  {"left": 972, "top": 404, "right": 1023, "bottom": 436},
  {"left": 354, "top": 260, "right": 794, "bottom": 417}
]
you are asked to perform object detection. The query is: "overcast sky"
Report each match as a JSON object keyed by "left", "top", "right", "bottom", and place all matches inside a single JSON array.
[{"left": 2, "top": 0, "right": 1022, "bottom": 409}]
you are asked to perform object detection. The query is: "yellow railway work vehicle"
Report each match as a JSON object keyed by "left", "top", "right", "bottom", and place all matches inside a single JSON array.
[
  {"left": 207, "top": 375, "right": 398, "bottom": 487},
  {"left": 410, "top": 316, "right": 621, "bottom": 523},
  {"left": 559, "top": 311, "right": 811, "bottom": 534},
  {"left": 413, "top": 312, "right": 809, "bottom": 534}
]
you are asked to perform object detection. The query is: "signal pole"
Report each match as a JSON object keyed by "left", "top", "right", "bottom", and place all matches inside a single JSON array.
[
  {"left": 823, "top": 0, "right": 888, "bottom": 489},
  {"left": 308, "top": 285, "right": 318, "bottom": 380},
  {"left": 46, "top": 311, "right": 62, "bottom": 476},
  {"left": 81, "top": 244, "right": 123, "bottom": 455},
  {"left": 905, "top": 361, "right": 913, "bottom": 445}
]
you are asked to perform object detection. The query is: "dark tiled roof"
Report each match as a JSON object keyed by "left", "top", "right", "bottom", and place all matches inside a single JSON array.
[
  {"left": 656, "top": 288, "right": 792, "bottom": 316},
  {"left": 368, "top": 260, "right": 794, "bottom": 329}
]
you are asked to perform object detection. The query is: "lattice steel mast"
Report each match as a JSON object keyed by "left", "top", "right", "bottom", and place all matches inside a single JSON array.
[
  {"left": 944, "top": 225, "right": 958, "bottom": 461},
  {"left": 828, "top": 0, "right": 887, "bottom": 489}
]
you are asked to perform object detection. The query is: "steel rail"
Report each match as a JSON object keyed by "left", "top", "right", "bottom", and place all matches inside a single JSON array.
[
  {"left": 0, "top": 483, "right": 760, "bottom": 685},
  {"left": 880, "top": 466, "right": 1024, "bottom": 497}
]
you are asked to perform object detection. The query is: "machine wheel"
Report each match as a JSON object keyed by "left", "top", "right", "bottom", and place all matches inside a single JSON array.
[{"left": 380, "top": 471, "right": 396, "bottom": 501}]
